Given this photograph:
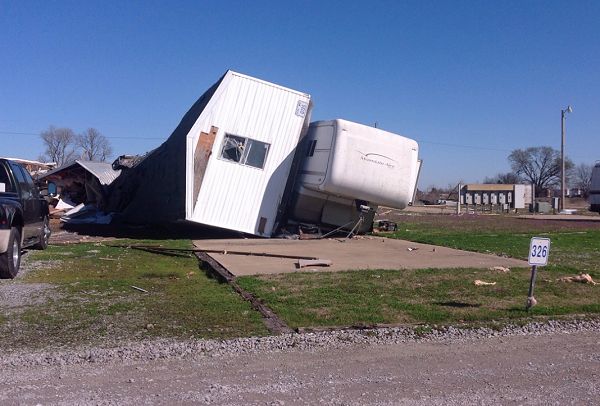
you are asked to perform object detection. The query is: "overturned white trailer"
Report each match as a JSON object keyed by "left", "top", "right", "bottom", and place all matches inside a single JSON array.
[
  {"left": 106, "top": 71, "right": 421, "bottom": 236},
  {"left": 106, "top": 70, "right": 312, "bottom": 236}
]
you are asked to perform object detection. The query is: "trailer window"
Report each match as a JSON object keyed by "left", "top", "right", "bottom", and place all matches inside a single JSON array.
[
  {"left": 221, "top": 135, "right": 246, "bottom": 163},
  {"left": 220, "top": 134, "right": 270, "bottom": 169}
]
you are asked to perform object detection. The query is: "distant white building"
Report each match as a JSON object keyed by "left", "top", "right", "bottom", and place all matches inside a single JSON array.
[{"left": 460, "top": 184, "right": 533, "bottom": 210}]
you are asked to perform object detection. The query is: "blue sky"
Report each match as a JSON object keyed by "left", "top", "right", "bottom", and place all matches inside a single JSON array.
[{"left": 1, "top": 0, "right": 599, "bottom": 188}]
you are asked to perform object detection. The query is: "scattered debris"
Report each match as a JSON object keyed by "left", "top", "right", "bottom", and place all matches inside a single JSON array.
[
  {"left": 298, "top": 224, "right": 322, "bottom": 240},
  {"left": 373, "top": 220, "right": 398, "bottom": 232},
  {"left": 407, "top": 247, "right": 419, "bottom": 252},
  {"left": 297, "top": 259, "right": 332, "bottom": 268},
  {"left": 60, "top": 203, "right": 113, "bottom": 224},
  {"left": 490, "top": 266, "right": 510, "bottom": 273},
  {"left": 186, "top": 271, "right": 195, "bottom": 279},
  {"left": 55, "top": 197, "right": 77, "bottom": 211},
  {"left": 130, "top": 285, "right": 148, "bottom": 293},
  {"left": 526, "top": 296, "right": 537, "bottom": 308},
  {"left": 474, "top": 280, "right": 497, "bottom": 286},
  {"left": 557, "top": 274, "right": 597, "bottom": 285}
]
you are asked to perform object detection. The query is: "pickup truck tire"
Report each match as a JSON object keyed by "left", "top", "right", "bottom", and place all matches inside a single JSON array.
[
  {"left": 33, "top": 216, "right": 50, "bottom": 250},
  {"left": 0, "top": 227, "right": 21, "bottom": 279}
]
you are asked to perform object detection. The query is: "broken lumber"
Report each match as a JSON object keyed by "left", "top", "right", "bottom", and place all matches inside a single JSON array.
[
  {"left": 116, "top": 245, "right": 319, "bottom": 260},
  {"left": 297, "top": 259, "right": 333, "bottom": 268}
]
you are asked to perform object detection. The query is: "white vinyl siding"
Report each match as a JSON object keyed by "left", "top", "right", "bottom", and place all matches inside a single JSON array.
[{"left": 185, "top": 71, "right": 311, "bottom": 236}]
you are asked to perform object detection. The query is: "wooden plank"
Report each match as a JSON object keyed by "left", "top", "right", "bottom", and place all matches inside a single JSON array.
[{"left": 193, "top": 126, "right": 218, "bottom": 211}]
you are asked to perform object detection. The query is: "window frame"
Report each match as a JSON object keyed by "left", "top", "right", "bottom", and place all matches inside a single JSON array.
[{"left": 218, "top": 133, "right": 270, "bottom": 170}]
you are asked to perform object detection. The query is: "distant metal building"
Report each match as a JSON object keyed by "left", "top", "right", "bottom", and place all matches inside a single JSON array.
[{"left": 460, "top": 184, "right": 533, "bottom": 211}]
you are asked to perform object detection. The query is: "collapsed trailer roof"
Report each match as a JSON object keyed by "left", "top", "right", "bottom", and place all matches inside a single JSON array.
[{"left": 40, "top": 160, "right": 121, "bottom": 186}]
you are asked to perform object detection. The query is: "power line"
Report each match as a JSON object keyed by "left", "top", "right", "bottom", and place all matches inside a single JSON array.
[
  {"left": 0, "top": 130, "right": 163, "bottom": 140},
  {"left": 0, "top": 129, "right": 592, "bottom": 160}
]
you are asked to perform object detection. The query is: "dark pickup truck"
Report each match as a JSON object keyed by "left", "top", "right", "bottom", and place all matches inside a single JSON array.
[{"left": 0, "top": 158, "right": 50, "bottom": 278}]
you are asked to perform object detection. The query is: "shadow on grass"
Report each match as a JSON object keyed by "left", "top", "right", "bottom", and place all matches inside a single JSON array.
[{"left": 434, "top": 301, "right": 481, "bottom": 308}]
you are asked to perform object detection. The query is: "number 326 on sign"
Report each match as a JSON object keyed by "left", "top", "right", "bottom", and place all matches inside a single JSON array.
[{"left": 528, "top": 237, "right": 550, "bottom": 266}]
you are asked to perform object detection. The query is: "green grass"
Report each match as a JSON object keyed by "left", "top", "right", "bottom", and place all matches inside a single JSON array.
[
  {"left": 238, "top": 267, "right": 600, "bottom": 328},
  {"left": 4, "top": 215, "right": 599, "bottom": 346},
  {"left": 237, "top": 215, "right": 600, "bottom": 329},
  {"left": 1, "top": 240, "right": 267, "bottom": 349},
  {"left": 382, "top": 217, "right": 600, "bottom": 272}
]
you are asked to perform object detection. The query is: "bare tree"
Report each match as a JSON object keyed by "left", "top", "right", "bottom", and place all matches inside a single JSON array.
[
  {"left": 40, "top": 126, "right": 77, "bottom": 166},
  {"left": 77, "top": 128, "right": 113, "bottom": 162},
  {"left": 484, "top": 172, "right": 521, "bottom": 184},
  {"left": 508, "top": 146, "right": 573, "bottom": 196},
  {"left": 574, "top": 163, "right": 593, "bottom": 198}
]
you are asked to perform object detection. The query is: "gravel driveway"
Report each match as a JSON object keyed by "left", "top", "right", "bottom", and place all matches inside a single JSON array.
[{"left": 1, "top": 320, "right": 598, "bottom": 405}]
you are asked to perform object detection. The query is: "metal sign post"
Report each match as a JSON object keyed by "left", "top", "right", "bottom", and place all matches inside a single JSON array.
[{"left": 526, "top": 237, "right": 551, "bottom": 311}]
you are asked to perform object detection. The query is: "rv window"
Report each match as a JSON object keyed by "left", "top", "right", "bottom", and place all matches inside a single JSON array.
[
  {"left": 220, "top": 134, "right": 270, "bottom": 169},
  {"left": 306, "top": 139, "right": 317, "bottom": 157}
]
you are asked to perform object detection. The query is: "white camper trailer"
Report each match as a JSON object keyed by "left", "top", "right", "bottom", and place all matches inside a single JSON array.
[
  {"left": 591, "top": 162, "right": 600, "bottom": 213},
  {"left": 107, "top": 71, "right": 312, "bottom": 236},
  {"left": 290, "top": 119, "right": 421, "bottom": 232}
]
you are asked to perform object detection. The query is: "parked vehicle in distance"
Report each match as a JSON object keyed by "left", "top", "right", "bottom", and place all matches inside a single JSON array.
[
  {"left": 0, "top": 158, "right": 51, "bottom": 278},
  {"left": 591, "top": 162, "right": 600, "bottom": 213}
]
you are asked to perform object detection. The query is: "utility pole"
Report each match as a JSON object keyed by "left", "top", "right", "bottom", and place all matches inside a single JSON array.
[
  {"left": 457, "top": 183, "right": 461, "bottom": 215},
  {"left": 560, "top": 106, "right": 572, "bottom": 212}
]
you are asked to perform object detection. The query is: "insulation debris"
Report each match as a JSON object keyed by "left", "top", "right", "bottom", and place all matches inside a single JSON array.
[
  {"left": 557, "top": 273, "right": 597, "bottom": 285},
  {"left": 474, "top": 280, "right": 497, "bottom": 286}
]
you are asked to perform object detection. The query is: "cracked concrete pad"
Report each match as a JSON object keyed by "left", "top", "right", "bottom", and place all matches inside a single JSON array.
[{"left": 193, "top": 237, "right": 528, "bottom": 276}]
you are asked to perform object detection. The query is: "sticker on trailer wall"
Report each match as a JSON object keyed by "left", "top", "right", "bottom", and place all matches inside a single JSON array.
[{"left": 295, "top": 100, "right": 308, "bottom": 117}]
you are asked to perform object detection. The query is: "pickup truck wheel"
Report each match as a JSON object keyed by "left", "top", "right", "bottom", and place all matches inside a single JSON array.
[
  {"left": 0, "top": 227, "right": 21, "bottom": 279},
  {"left": 33, "top": 216, "right": 50, "bottom": 250}
]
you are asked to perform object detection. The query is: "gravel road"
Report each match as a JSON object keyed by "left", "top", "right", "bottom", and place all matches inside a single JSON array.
[{"left": 1, "top": 320, "right": 598, "bottom": 405}]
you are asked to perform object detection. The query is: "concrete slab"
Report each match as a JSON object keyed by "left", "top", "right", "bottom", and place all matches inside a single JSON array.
[{"left": 193, "top": 237, "right": 528, "bottom": 276}]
